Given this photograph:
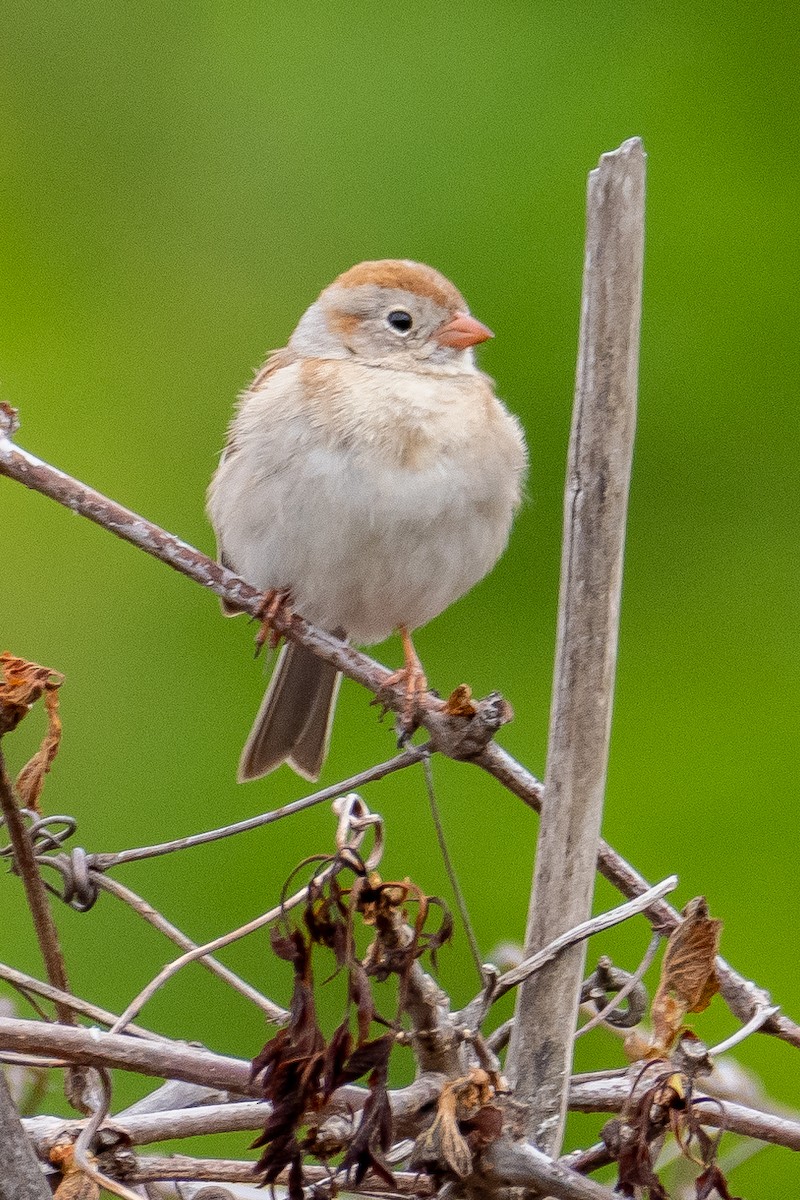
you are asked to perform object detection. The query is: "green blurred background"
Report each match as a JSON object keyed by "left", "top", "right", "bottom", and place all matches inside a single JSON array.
[{"left": 1, "top": 1, "right": 798, "bottom": 1192}]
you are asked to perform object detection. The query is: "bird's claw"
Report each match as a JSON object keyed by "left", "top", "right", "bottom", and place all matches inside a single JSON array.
[
  {"left": 253, "top": 588, "right": 293, "bottom": 657},
  {"left": 373, "top": 660, "right": 428, "bottom": 737}
]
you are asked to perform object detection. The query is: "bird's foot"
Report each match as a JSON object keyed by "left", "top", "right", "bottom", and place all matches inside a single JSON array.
[
  {"left": 378, "top": 661, "right": 428, "bottom": 738},
  {"left": 253, "top": 588, "right": 293, "bottom": 657},
  {"left": 372, "top": 625, "right": 430, "bottom": 740}
]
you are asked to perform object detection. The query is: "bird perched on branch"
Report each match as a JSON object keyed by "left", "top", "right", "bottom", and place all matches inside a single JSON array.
[{"left": 208, "top": 259, "right": 527, "bottom": 782}]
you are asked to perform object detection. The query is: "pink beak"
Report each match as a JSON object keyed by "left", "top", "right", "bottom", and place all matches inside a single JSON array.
[{"left": 434, "top": 311, "right": 494, "bottom": 349}]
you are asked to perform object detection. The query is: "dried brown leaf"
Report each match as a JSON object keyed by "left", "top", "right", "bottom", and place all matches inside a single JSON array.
[
  {"left": 460, "top": 1104, "right": 504, "bottom": 1152},
  {"left": 443, "top": 684, "right": 477, "bottom": 717},
  {"left": 0, "top": 653, "right": 65, "bottom": 812},
  {"left": 340, "top": 1035, "right": 394, "bottom": 1188},
  {"left": 252, "top": 925, "right": 327, "bottom": 1182},
  {"left": 411, "top": 1071, "right": 500, "bottom": 1181},
  {"left": 321, "top": 1020, "right": 353, "bottom": 1100},
  {"left": 695, "top": 1164, "right": 742, "bottom": 1200},
  {"left": 338, "top": 1031, "right": 393, "bottom": 1085},
  {"left": 412, "top": 1082, "right": 473, "bottom": 1180},
  {"left": 50, "top": 1142, "right": 100, "bottom": 1200},
  {"left": 349, "top": 959, "right": 376, "bottom": 1045},
  {"left": 16, "top": 683, "right": 63, "bottom": 813},
  {"left": 650, "top": 897, "right": 721, "bottom": 1053}
]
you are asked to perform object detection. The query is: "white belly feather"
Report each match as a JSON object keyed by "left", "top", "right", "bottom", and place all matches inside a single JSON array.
[{"left": 208, "top": 360, "right": 526, "bottom": 644}]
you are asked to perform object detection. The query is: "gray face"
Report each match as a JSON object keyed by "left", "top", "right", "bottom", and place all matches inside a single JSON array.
[{"left": 289, "top": 283, "right": 474, "bottom": 373}]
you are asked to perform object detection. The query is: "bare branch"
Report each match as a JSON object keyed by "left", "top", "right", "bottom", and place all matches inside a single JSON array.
[
  {"left": 125, "top": 1156, "right": 434, "bottom": 1193},
  {"left": 130, "top": 1144, "right": 620, "bottom": 1200},
  {"left": 0, "top": 405, "right": 515, "bottom": 766},
  {"left": 2, "top": 405, "right": 799, "bottom": 1051},
  {"left": 25, "top": 1072, "right": 446, "bottom": 1151},
  {"left": 19, "top": 1062, "right": 800, "bottom": 1161},
  {"left": 569, "top": 1074, "right": 800, "bottom": 1151},
  {"left": 0, "top": 960, "right": 164, "bottom": 1039},
  {"left": 476, "top": 739, "right": 800, "bottom": 1048},
  {"left": 0, "top": 751, "right": 75, "bottom": 1027},
  {"left": 0, "top": 1015, "right": 257, "bottom": 1094},
  {"left": 508, "top": 137, "right": 647, "bottom": 1153},
  {"left": 482, "top": 1138, "right": 619, "bottom": 1198}
]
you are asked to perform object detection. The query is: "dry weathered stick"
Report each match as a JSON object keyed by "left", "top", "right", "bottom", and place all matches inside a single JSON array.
[
  {"left": 21, "top": 1072, "right": 800, "bottom": 1159},
  {"left": 0, "top": 753, "right": 75, "bottom": 1027},
  {"left": 0, "top": 1068, "right": 52, "bottom": 1200},
  {"left": 568, "top": 1074, "right": 800, "bottom": 1151},
  {"left": 0, "top": 1015, "right": 257, "bottom": 1094},
  {"left": 508, "top": 138, "right": 646, "bottom": 1154},
  {"left": 2, "top": 406, "right": 799, "bottom": 1054},
  {"left": 128, "top": 1147, "right": 619, "bottom": 1200},
  {"left": 491, "top": 875, "right": 674, "bottom": 1004},
  {"left": 127, "top": 1157, "right": 434, "bottom": 1193}
]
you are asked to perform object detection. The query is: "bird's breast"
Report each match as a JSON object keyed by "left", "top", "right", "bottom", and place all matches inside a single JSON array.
[{"left": 296, "top": 358, "right": 497, "bottom": 472}]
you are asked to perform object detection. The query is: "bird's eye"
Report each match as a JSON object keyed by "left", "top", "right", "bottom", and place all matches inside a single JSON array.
[{"left": 386, "top": 309, "right": 413, "bottom": 334}]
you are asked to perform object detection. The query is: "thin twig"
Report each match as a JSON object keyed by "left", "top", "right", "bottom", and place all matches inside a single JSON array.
[
  {"left": 492, "top": 876, "right": 675, "bottom": 1004},
  {"left": 26, "top": 1100, "right": 267, "bottom": 1148},
  {"left": 130, "top": 1145, "right": 619, "bottom": 1200},
  {"left": 568, "top": 1074, "right": 800, "bottom": 1150},
  {"left": 125, "top": 1156, "right": 434, "bottom": 1193},
  {"left": 22, "top": 1074, "right": 447, "bottom": 1150},
  {"left": 95, "top": 876, "right": 288, "bottom": 1024},
  {"left": 0, "top": 404, "right": 522, "bottom": 766},
  {"left": 0, "top": 751, "right": 75, "bottom": 1026},
  {"left": 709, "top": 1004, "right": 781, "bottom": 1058},
  {"left": 420, "top": 753, "right": 482, "bottom": 979},
  {"left": 93, "top": 746, "right": 423, "bottom": 870},
  {"left": 72, "top": 1067, "right": 142, "bottom": 1200},
  {"left": 0, "top": 961, "right": 165, "bottom": 1040},
  {"left": 109, "top": 797, "right": 383, "bottom": 1035},
  {"left": 0, "top": 1015, "right": 257, "bottom": 1094},
  {"left": 108, "top": 882, "right": 314, "bottom": 1036},
  {"left": 508, "top": 137, "right": 646, "bottom": 1155},
  {"left": 12, "top": 1022, "right": 800, "bottom": 1158},
  {"left": 0, "top": 746, "right": 98, "bottom": 1115}
]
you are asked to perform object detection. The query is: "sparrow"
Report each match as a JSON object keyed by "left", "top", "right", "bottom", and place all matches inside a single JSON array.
[{"left": 207, "top": 260, "right": 527, "bottom": 782}]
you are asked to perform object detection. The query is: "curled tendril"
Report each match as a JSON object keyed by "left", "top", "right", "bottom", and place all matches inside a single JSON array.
[{"left": 580, "top": 956, "right": 649, "bottom": 1029}]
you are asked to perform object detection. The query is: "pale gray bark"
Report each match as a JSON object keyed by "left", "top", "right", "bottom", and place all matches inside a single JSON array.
[
  {"left": 0, "top": 1070, "right": 51, "bottom": 1200},
  {"left": 507, "top": 138, "right": 646, "bottom": 1153}
]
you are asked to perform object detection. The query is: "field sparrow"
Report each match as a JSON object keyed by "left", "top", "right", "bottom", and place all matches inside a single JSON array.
[{"left": 207, "top": 260, "right": 527, "bottom": 782}]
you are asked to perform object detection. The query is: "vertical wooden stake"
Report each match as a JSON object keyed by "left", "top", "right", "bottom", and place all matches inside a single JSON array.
[{"left": 508, "top": 138, "right": 646, "bottom": 1153}]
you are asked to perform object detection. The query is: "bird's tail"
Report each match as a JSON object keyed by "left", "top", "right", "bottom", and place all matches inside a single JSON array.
[{"left": 238, "top": 641, "right": 342, "bottom": 782}]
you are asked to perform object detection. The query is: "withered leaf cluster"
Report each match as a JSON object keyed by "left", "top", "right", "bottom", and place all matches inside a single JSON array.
[
  {"left": 649, "top": 898, "right": 721, "bottom": 1056},
  {"left": 603, "top": 1064, "right": 740, "bottom": 1199},
  {"left": 250, "top": 858, "right": 453, "bottom": 1197},
  {"left": 410, "top": 1070, "right": 504, "bottom": 1181},
  {"left": 606, "top": 898, "right": 738, "bottom": 1199}
]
